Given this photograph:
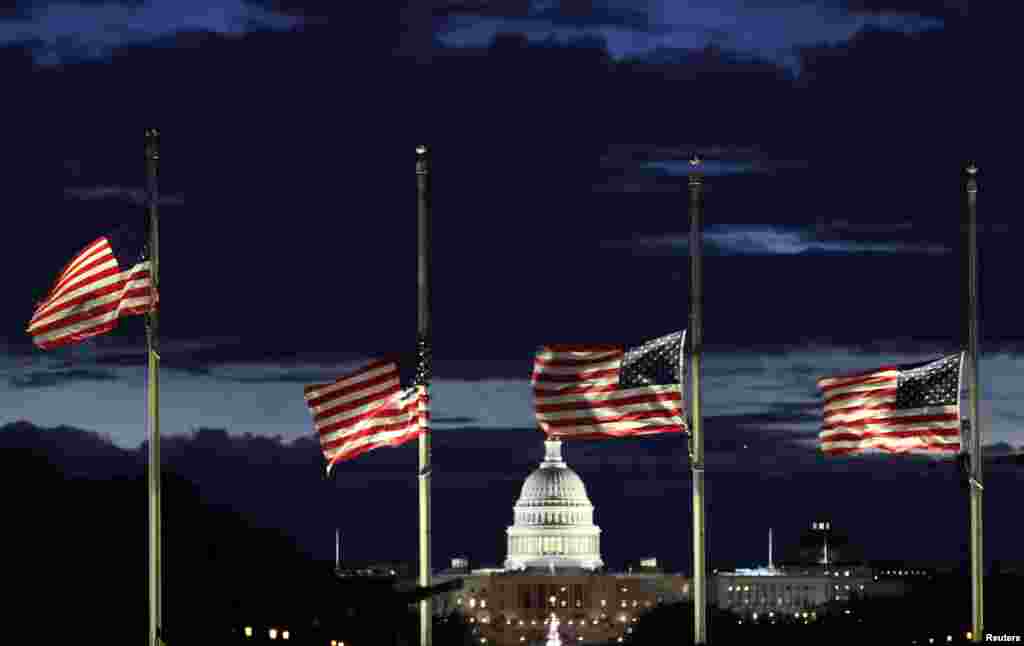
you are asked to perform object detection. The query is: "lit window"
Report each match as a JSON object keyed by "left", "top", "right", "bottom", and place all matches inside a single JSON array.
[
  {"left": 481, "top": 600, "right": 487, "bottom": 608},
  {"left": 470, "top": 598, "right": 477, "bottom": 609}
]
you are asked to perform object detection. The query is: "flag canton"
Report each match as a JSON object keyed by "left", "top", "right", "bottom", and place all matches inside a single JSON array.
[
  {"left": 620, "top": 331, "right": 683, "bottom": 387},
  {"left": 895, "top": 354, "right": 961, "bottom": 409}
]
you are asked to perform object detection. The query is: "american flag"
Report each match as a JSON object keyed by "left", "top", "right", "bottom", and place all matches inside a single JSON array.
[
  {"left": 533, "top": 330, "right": 687, "bottom": 440},
  {"left": 817, "top": 353, "right": 964, "bottom": 456},
  {"left": 27, "top": 233, "right": 156, "bottom": 350},
  {"left": 304, "top": 360, "right": 428, "bottom": 474}
]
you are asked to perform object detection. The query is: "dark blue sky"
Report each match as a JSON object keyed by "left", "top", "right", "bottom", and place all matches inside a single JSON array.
[{"left": 4, "top": 0, "right": 1012, "bottom": 573}]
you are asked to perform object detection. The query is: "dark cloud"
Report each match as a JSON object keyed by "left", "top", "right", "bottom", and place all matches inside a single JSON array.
[
  {"left": 429, "top": 0, "right": 656, "bottom": 31},
  {"left": 0, "top": 0, "right": 146, "bottom": 20},
  {"left": 840, "top": 0, "right": 968, "bottom": 20},
  {"left": 64, "top": 185, "right": 185, "bottom": 205},
  {"left": 9, "top": 368, "right": 120, "bottom": 389}
]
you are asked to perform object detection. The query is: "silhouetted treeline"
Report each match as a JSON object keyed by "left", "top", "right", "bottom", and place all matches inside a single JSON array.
[{"left": 0, "top": 443, "right": 471, "bottom": 645}]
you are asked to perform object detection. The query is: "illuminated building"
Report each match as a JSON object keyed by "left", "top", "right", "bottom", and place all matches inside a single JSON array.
[{"left": 431, "top": 440, "right": 689, "bottom": 645}]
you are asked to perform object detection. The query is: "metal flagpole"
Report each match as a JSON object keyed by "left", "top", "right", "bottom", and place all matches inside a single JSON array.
[
  {"left": 688, "top": 154, "right": 707, "bottom": 644},
  {"left": 965, "top": 161, "right": 983, "bottom": 642},
  {"left": 144, "top": 127, "right": 162, "bottom": 646},
  {"left": 415, "top": 144, "right": 433, "bottom": 646}
]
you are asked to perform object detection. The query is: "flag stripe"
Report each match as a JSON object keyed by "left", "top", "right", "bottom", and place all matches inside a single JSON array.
[
  {"left": 27, "top": 236, "right": 155, "bottom": 351},
  {"left": 532, "top": 331, "right": 687, "bottom": 440},
  {"left": 817, "top": 353, "right": 963, "bottom": 456},
  {"left": 304, "top": 360, "right": 427, "bottom": 471}
]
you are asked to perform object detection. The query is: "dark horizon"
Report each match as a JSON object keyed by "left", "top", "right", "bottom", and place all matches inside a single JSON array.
[{"left": 5, "top": 419, "right": 1019, "bottom": 576}]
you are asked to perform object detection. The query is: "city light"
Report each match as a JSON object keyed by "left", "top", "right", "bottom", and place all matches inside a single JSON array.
[
  {"left": 282, "top": 630, "right": 290, "bottom": 640},
  {"left": 269, "top": 628, "right": 278, "bottom": 640},
  {"left": 244, "top": 626, "right": 253, "bottom": 638}
]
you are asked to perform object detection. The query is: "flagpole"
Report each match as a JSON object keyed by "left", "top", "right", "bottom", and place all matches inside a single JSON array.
[
  {"left": 415, "top": 144, "right": 433, "bottom": 646},
  {"left": 688, "top": 154, "right": 707, "bottom": 645},
  {"left": 965, "top": 161, "right": 983, "bottom": 642},
  {"left": 144, "top": 127, "right": 162, "bottom": 646}
]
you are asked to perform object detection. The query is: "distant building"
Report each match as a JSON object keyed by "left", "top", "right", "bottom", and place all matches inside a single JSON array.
[
  {"left": 431, "top": 440, "right": 689, "bottom": 646},
  {"left": 713, "top": 523, "right": 909, "bottom": 618}
]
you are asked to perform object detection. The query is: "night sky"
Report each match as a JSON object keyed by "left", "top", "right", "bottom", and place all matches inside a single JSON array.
[{"left": 4, "top": 1, "right": 1013, "bottom": 577}]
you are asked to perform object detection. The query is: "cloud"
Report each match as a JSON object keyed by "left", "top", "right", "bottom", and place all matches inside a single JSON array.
[
  {"left": 4, "top": 343, "right": 1023, "bottom": 461},
  {"left": 64, "top": 186, "right": 185, "bottom": 205},
  {"left": 839, "top": 0, "right": 968, "bottom": 20},
  {"left": 435, "top": 0, "right": 945, "bottom": 73},
  {"left": 0, "top": 0, "right": 305, "bottom": 66},
  {"left": 603, "top": 224, "right": 950, "bottom": 256},
  {"left": 9, "top": 368, "right": 120, "bottom": 389}
]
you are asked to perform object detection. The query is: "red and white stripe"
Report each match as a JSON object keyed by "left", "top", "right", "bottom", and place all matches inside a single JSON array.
[
  {"left": 817, "top": 364, "right": 960, "bottom": 456},
  {"left": 27, "top": 237, "right": 156, "bottom": 350},
  {"left": 532, "top": 346, "right": 685, "bottom": 440},
  {"left": 304, "top": 360, "right": 428, "bottom": 473}
]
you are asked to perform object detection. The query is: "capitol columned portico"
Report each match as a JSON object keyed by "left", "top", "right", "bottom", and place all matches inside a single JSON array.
[{"left": 505, "top": 440, "right": 603, "bottom": 572}]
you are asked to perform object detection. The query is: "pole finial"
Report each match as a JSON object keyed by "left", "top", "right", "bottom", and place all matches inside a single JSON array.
[
  {"left": 689, "top": 152, "right": 703, "bottom": 187},
  {"left": 965, "top": 161, "right": 978, "bottom": 194},
  {"left": 416, "top": 145, "right": 429, "bottom": 175},
  {"left": 145, "top": 129, "right": 160, "bottom": 161}
]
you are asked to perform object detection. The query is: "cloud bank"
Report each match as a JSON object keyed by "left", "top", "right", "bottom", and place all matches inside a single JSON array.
[
  {"left": 604, "top": 224, "right": 950, "bottom": 256},
  {"left": 0, "top": 0, "right": 305, "bottom": 65},
  {"left": 436, "top": 0, "right": 945, "bottom": 73}
]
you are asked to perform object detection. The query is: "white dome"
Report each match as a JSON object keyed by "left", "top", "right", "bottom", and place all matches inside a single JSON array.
[
  {"left": 517, "top": 450, "right": 591, "bottom": 508},
  {"left": 505, "top": 440, "right": 603, "bottom": 572}
]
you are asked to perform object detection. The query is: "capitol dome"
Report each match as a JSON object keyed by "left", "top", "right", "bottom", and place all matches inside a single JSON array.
[{"left": 504, "top": 440, "right": 603, "bottom": 572}]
